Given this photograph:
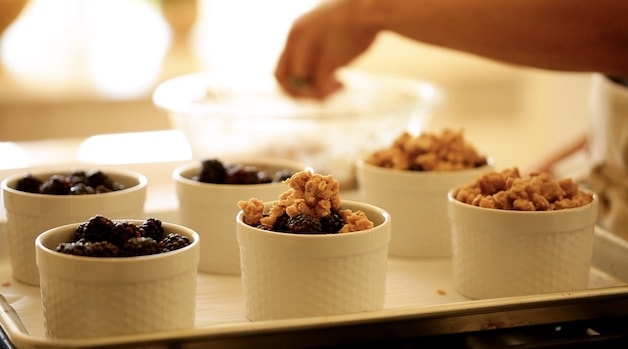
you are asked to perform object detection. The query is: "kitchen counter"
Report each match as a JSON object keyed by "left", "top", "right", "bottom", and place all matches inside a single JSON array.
[{"left": 1, "top": 131, "right": 627, "bottom": 348}]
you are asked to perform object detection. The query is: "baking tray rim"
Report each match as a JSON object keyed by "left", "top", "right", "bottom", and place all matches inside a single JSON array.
[{"left": 0, "top": 226, "right": 627, "bottom": 349}]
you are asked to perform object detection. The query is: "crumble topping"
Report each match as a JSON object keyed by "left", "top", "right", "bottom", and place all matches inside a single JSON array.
[
  {"left": 238, "top": 170, "right": 374, "bottom": 233},
  {"left": 455, "top": 167, "right": 594, "bottom": 211},
  {"left": 365, "top": 129, "right": 488, "bottom": 171}
]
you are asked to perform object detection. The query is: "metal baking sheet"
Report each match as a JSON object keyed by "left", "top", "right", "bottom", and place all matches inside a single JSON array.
[
  {"left": 1, "top": 163, "right": 627, "bottom": 348},
  {"left": 1, "top": 221, "right": 627, "bottom": 348}
]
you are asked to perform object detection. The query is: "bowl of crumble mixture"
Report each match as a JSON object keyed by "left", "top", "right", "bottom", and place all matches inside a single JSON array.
[
  {"left": 153, "top": 69, "right": 442, "bottom": 188},
  {"left": 448, "top": 167, "right": 598, "bottom": 299}
]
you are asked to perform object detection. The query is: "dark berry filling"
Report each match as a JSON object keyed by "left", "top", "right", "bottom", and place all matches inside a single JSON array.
[
  {"left": 15, "top": 170, "right": 127, "bottom": 195},
  {"left": 55, "top": 215, "right": 191, "bottom": 257},
  {"left": 193, "top": 158, "right": 295, "bottom": 185},
  {"left": 260, "top": 211, "right": 344, "bottom": 235}
]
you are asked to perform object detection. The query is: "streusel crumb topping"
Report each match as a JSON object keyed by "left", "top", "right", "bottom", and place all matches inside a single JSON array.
[
  {"left": 366, "top": 129, "right": 488, "bottom": 171},
  {"left": 238, "top": 170, "right": 374, "bottom": 233},
  {"left": 455, "top": 167, "right": 594, "bottom": 211}
]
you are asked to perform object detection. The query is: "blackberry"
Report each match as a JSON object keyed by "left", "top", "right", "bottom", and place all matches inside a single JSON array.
[
  {"left": 273, "top": 169, "right": 295, "bottom": 183},
  {"left": 67, "top": 171, "right": 88, "bottom": 186},
  {"left": 39, "top": 175, "right": 70, "bottom": 195},
  {"left": 225, "top": 164, "right": 263, "bottom": 184},
  {"left": 74, "top": 215, "right": 115, "bottom": 242},
  {"left": 286, "top": 213, "right": 322, "bottom": 234},
  {"left": 160, "top": 233, "right": 191, "bottom": 252},
  {"left": 56, "top": 240, "right": 120, "bottom": 257},
  {"left": 87, "top": 170, "right": 125, "bottom": 191},
  {"left": 94, "top": 185, "right": 113, "bottom": 193},
  {"left": 408, "top": 163, "right": 425, "bottom": 171},
  {"left": 109, "top": 181, "right": 126, "bottom": 191},
  {"left": 109, "top": 221, "right": 143, "bottom": 247},
  {"left": 255, "top": 170, "right": 273, "bottom": 184},
  {"left": 321, "top": 211, "right": 345, "bottom": 234},
  {"left": 139, "top": 218, "right": 164, "bottom": 241},
  {"left": 15, "top": 174, "right": 43, "bottom": 193},
  {"left": 123, "top": 237, "right": 161, "bottom": 256},
  {"left": 473, "top": 158, "right": 488, "bottom": 168},
  {"left": 69, "top": 182, "right": 95, "bottom": 195},
  {"left": 272, "top": 213, "right": 291, "bottom": 232},
  {"left": 196, "top": 159, "right": 227, "bottom": 184},
  {"left": 86, "top": 170, "right": 109, "bottom": 188}
]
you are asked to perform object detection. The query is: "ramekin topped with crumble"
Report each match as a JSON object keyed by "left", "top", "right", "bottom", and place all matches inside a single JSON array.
[
  {"left": 448, "top": 168, "right": 598, "bottom": 299},
  {"left": 357, "top": 128, "right": 493, "bottom": 259},
  {"left": 236, "top": 170, "right": 391, "bottom": 321}
]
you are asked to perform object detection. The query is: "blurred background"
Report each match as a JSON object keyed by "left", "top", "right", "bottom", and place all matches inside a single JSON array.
[{"left": 0, "top": 0, "right": 590, "bottom": 172}]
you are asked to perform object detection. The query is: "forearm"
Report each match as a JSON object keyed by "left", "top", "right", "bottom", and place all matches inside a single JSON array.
[{"left": 358, "top": 0, "right": 628, "bottom": 76}]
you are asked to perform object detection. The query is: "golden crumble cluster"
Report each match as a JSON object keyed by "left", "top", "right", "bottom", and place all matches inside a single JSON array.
[
  {"left": 238, "top": 170, "right": 374, "bottom": 233},
  {"left": 365, "top": 129, "right": 488, "bottom": 171},
  {"left": 455, "top": 167, "right": 594, "bottom": 211}
]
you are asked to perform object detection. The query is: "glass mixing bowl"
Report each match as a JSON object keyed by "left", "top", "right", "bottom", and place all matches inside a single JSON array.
[{"left": 152, "top": 69, "right": 442, "bottom": 187}]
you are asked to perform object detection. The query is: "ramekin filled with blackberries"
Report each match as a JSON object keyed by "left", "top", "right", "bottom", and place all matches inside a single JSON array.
[
  {"left": 1, "top": 168, "right": 147, "bottom": 285},
  {"left": 35, "top": 215, "right": 199, "bottom": 339},
  {"left": 172, "top": 157, "right": 309, "bottom": 274}
]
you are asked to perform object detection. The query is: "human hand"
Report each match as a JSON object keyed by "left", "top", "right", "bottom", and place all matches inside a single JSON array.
[{"left": 274, "top": 0, "right": 379, "bottom": 100}]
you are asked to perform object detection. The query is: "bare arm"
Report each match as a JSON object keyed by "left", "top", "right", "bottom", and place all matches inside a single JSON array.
[
  {"left": 535, "top": 136, "right": 588, "bottom": 173},
  {"left": 275, "top": 0, "right": 628, "bottom": 99}
]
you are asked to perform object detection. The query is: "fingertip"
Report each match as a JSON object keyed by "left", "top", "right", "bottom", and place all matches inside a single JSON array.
[
  {"left": 274, "top": 55, "right": 288, "bottom": 83},
  {"left": 316, "top": 78, "right": 344, "bottom": 100}
]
